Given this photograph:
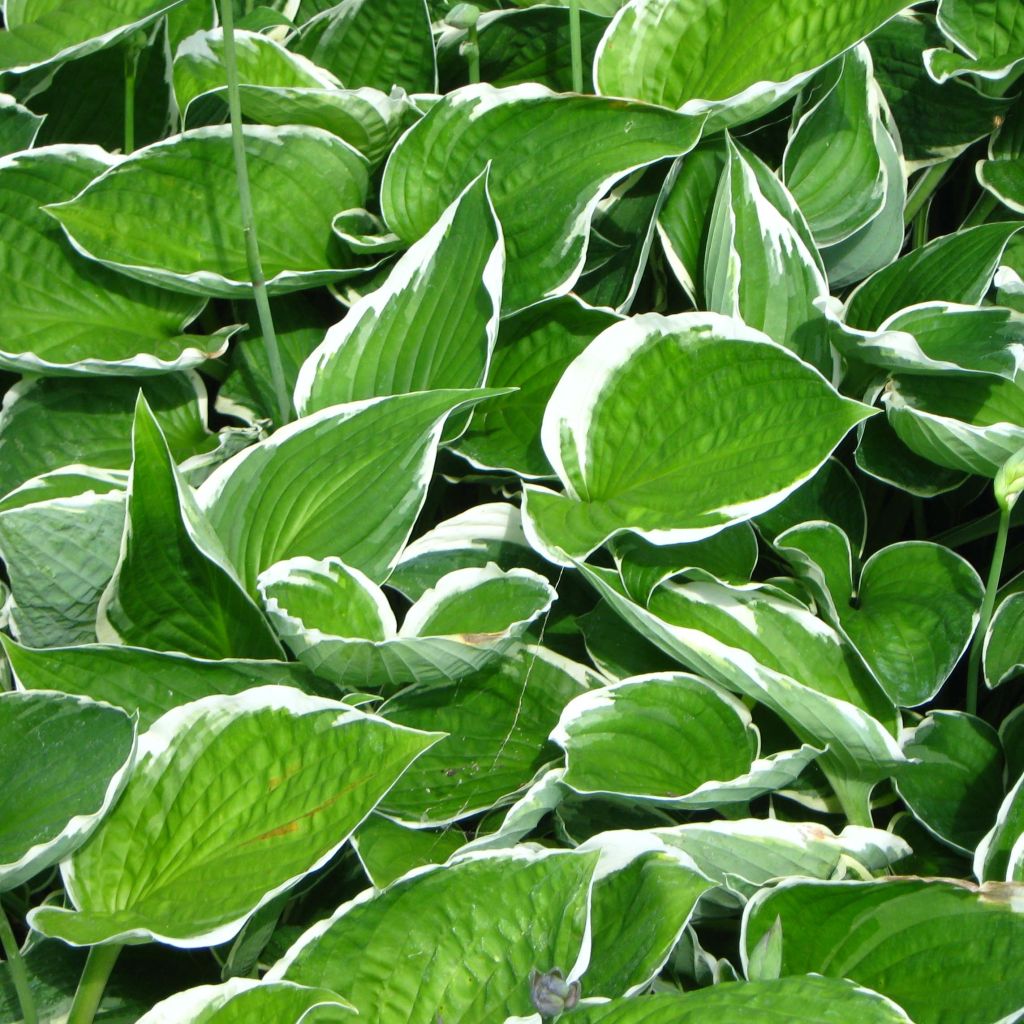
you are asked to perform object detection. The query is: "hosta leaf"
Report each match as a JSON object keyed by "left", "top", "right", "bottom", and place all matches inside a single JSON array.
[
  {"left": 270, "top": 848, "right": 597, "bottom": 1023},
  {"left": 656, "top": 137, "right": 727, "bottom": 304},
  {"left": 845, "top": 222, "right": 1024, "bottom": 329},
  {"left": 0, "top": 146, "right": 229, "bottom": 375},
  {"left": 611, "top": 524, "right": 758, "bottom": 603},
  {"left": 46, "top": 125, "right": 370, "bottom": 298},
  {"left": 926, "top": 0, "right": 1024, "bottom": 83},
  {"left": 296, "top": 172, "right": 503, "bottom": 419},
  {"left": 258, "top": 557, "right": 555, "bottom": 690},
  {"left": 593, "top": 0, "right": 910, "bottom": 128},
  {"left": 376, "top": 646, "right": 586, "bottom": 825},
  {"left": 522, "top": 312, "right": 872, "bottom": 564},
  {"left": 562, "top": 976, "right": 913, "bottom": 1023},
  {"left": 704, "top": 136, "right": 832, "bottom": 374},
  {"left": 461, "top": 766, "right": 570, "bottom": 853},
  {"left": 0, "top": 469, "right": 126, "bottom": 647},
  {"left": 0, "top": 91, "right": 43, "bottom": 155},
  {"left": 883, "top": 370, "right": 1024, "bottom": 477},
  {"left": 29, "top": 687, "right": 439, "bottom": 947},
  {"left": 380, "top": 84, "right": 703, "bottom": 311},
  {"left": 0, "top": 0, "right": 184, "bottom": 74},
  {"left": 870, "top": 14, "right": 1013, "bottom": 167},
  {"left": 197, "top": 389, "right": 500, "bottom": 590},
  {"left": 292, "top": 0, "right": 436, "bottom": 93},
  {"left": 578, "top": 832, "right": 713, "bottom": 997},
  {"left": 455, "top": 297, "right": 620, "bottom": 478},
  {"left": 833, "top": 302, "right": 1024, "bottom": 380},
  {"left": 975, "top": 771, "right": 1024, "bottom": 882},
  {"left": 133, "top": 978, "right": 355, "bottom": 1023},
  {"left": 3, "top": 636, "right": 320, "bottom": 730},
  {"left": 173, "top": 28, "right": 339, "bottom": 117},
  {"left": 97, "top": 397, "right": 282, "bottom": 660},
  {"left": 742, "top": 877, "right": 1024, "bottom": 1024},
  {"left": 895, "top": 711, "right": 1004, "bottom": 853},
  {"left": 0, "top": 690, "right": 135, "bottom": 891},
  {"left": 578, "top": 566, "right": 905, "bottom": 785},
  {"left": 985, "top": 591, "right": 1024, "bottom": 686},
  {"left": 650, "top": 818, "right": 909, "bottom": 901},
  {"left": 352, "top": 814, "right": 466, "bottom": 888},
  {"left": 437, "top": 8, "right": 608, "bottom": 92},
  {"left": 0, "top": 374, "right": 212, "bottom": 500},
  {"left": 387, "top": 502, "right": 550, "bottom": 602},
  {"left": 783, "top": 47, "right": 888, "bottom": 246},
  {"left": 978, "top": 156, "right": 1024, "bottom": 214}
]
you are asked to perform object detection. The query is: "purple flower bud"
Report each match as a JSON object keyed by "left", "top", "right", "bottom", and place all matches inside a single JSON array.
[{"left": 530, "top": 967, "right": 581, "bottom": 1017}]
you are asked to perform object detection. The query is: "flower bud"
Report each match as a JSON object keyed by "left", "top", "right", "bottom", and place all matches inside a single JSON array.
[{"left": 529, "top": 967, "right": 581, "bottom": 1017}]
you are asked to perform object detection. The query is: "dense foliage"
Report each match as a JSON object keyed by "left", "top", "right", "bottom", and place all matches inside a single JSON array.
[{"left": 1, "top": 0, "right": 1024, "bottom": 1021}]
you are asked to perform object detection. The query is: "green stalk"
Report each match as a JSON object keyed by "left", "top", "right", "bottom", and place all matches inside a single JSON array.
[
  {"left": 123, "top": 46, "right": 138, "bottom": 154},
  {"left": 219, "top": 0, "right": 291, "bottom": 425},
  {"left": 903, "top": 159, "right": 953, "bottom": 226},
  {"left": 965, "top": 505, "right": 1011, "bottom": 716},
  {"left": 67, "top": 944, "right": 122, "bottom": 1024},
  {"left": 825, "top": 769, "right": 874, "bottom": 829},
  {"left": 0, "top": 901, "right": 36, "bottom": 1024},
  {"left": 963, "top": 190, "right": 1000, "bottom": 228},
  {"left": 911, "top": 203, "right": 929, "bottom": 249},
  {"left": 465, "top": 24, "right": 480, "bottom": 84},
  {"left": 569, "top": 0, "right": 583, "bottom": 93}
]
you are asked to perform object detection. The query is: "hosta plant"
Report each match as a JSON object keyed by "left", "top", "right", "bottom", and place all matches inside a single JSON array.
[{"left": 1, "top": 1, "right": 1024, "bottom": 1022}]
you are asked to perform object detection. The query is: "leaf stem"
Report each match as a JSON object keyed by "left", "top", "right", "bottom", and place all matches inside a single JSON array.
[
  {"left": 219, "top": 0, "right": 291, "bottom": 426},
  {"left": 903, "top": 159, "right": 953, "bottom": 226},
  {"left": 966, "top": 504, "right": 1011, "bottom": 715},
  {"left": 826, "top": 770, "right": 874, "bottom": 828},
  {"left": 963, "top": 190, "right": 1000, "bottom": 228},
  {"left": 67, "top": 944, "right": 122, "bottom": 1024},
  {"left": 123, "top": 46, "right": 139, "bottom": 154},
  {"left": 465, "top": 24, "right": 480, "bottom": 85},
  {"left": 569, "top": 0, "right": 583, "bottom": 93},
  {"left": 0, "top": 900, "right": 36, "bottom": 1024}
]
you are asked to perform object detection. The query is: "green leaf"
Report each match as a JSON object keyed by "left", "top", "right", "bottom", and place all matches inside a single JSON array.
[
  {"left": 0, "top": 373, "right": 212, "bottom": 499},
  {"left": 46, "top": 125, "right": 370, "bottom": 298},
  {"left": 883, "top": 370, "right": 1024, "bottom": 478},
  {"left": 0, "top": 0, "right": 185, "bottom": 74},
  {"left": 0, "top": 91, "right": 43, "bottom": 155},
  {"left": 29, "top": 687, "right": 439, "bottom": 947},
  {"left": 742, "top": 877, "right": 1024, "bottom": 1024},
  {"left": 0, "top": 146, "right": 228, "bottom": 374},
  {"left": 522, "top": 312, "right": 873, "bottom": 564},
  {"left": 895, "top": 710, "right": 1005, "bottom": 853},
  {"left": 985, "top": 590, "right": 1024, "bottom": 686},
  {"left": 270, "top": 848, "right": 597, "bottom": 1023},
  {"left": 351, "top": 814, "right": 466, "bottom": 888},
  {"left": 97, "top": 397, "right": 283, "bottom": 660},
  {"left": 870, "top": 14, "right": 1013, "bottom": 168},
  {"left": 979, "top": 156, "right": 1024, "bottom": 214},
  {"left": 376, "top": 646, "right": 586, "bottom": 825},
  {"left": 0, "top": 690, "right": 135, "bottom": 891},
  {"left": 577, "top": 566, "right": 905, "bottom": 785},
  {"left": 845, "top": 222, "right": 1024, "bottom": 329},
  {"left": 594, "top": 0, "right": 910, "bottom": 128},
  {"left": 380, "top": 84, "right": 703, "bottom": 311},
  {"left": 561, "top": 976, "right": 913, "bottom": 1023},
  {"left": 705, "top": 136, "right": 832, "bottom": 374},
  {"left": 172, "top": 27, "right": 339, "bottom": 117},
  {"left": 783, "top": 47, "right": 888, "bottom": 246},
  {"left": 258, "top": 557, "right": 555, "bottom": 690},
  {"left": 133, "top": 979, "right": 355, "bottom": 1023},
  {"left": 296, "top": 172, "right": 502, "bottom": 420},
  {"left": 2, "top": 636, "right": 321, "bottom": 730},
  {"left": 438, "top": 7, "right": 608, "bottom": 92},
  {"left": 0, "top": 469, "right": 126, "bottom": 647},
  {"left": 387, "top": 501, "right": 551, "bottom": 602},
  {"left": 975, "top": 771, "right": 1024, "bottom": 882},
  {"left": 197, "top": 389, "right": 501, "bottom": 590},
  {"left": 611, "top": 524, "right": 758, "bottom": 604},
  {"left": 927, "top": 0, "right": 1024, "bottom": 83},
  {"left": 292, "top": 0, "right": 437, "bottom": 93},
  {"left": 455, "top": 296, "right": 620, "bottom": 478},
  {"left": 579, "top": 832, "right": 713, "bottom": 997}
]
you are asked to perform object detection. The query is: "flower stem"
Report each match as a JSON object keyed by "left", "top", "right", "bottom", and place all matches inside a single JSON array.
[
  {"left": 219, "top": 0, "right": 291, "bottom": 425},
  {"left": 0, "top": 901, "right": 36, "bottom": 1024},
  {"left": 66, "top": 944, "right": 122, "bottom": 1024},
  {"left": 966, "top": 504, "right": 1011, "bottom": 716},
  {"left": 123, "top": 46, "right": 139, "bottom": 154},
  {"left": 569, "top": 0, "right": 583, "bottom": 93},
  {"left": 963, "top": 190, "right": 1000, "bottom": 229},
  {"left": 903, "top": 159, "right": 953, "bottom": 226}
]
